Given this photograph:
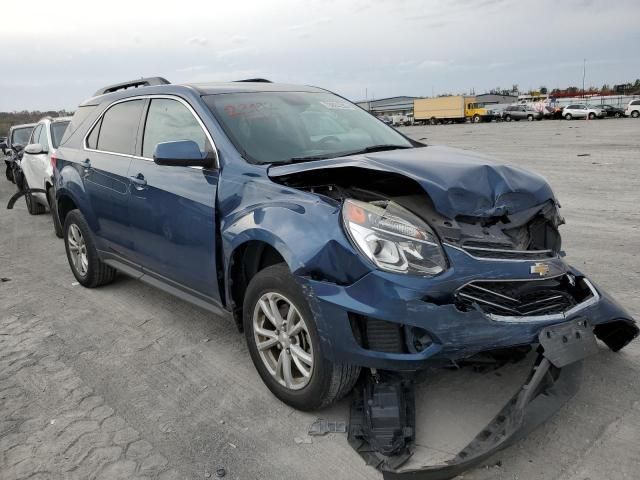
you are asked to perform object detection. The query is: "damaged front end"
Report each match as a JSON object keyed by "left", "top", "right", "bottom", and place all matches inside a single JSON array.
[{"left": 268, "top": 147, "right": 638, "bottom": 478}]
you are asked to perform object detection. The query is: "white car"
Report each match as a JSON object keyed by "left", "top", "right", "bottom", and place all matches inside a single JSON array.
[
  {"left": 562, "top": 104, "right": 605, "bottom": 120},
  {"left": 20, "top": 117, "right": 70, "bottom": 236},
  {"left": 625, "top": 99, "right": 640, "bottom": 118}
]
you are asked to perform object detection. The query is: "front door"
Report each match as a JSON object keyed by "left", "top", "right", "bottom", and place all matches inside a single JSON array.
[{"left": 127, "top": 97, "right": 220, "bottom": 302}]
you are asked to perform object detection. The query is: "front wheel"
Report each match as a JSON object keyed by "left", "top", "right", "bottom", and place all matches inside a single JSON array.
[
  {"left": 244, "top": 264, "right": 360, "bottom": 410},
  {"left": 24, "top": 179, "right": 47, "bottom": 215},
  {"left": 504, "top": 115, "right": 512, "bottom": 122},
  {"left": 588, "top": 112, "right": 596, "bottom": 120},
  {"left": 472, "top": 114, "right": 481, "bottom": 123},
  {"left": 527, "top": 114, "right": 534, "bottom": 121},
  {"left": 565, "top": 113, "right": 573, "bottom": 120}
]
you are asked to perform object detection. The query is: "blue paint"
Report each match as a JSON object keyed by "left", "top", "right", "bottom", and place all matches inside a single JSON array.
[{"left": 53, "top": 82, "right": 636, "bottom": 371}]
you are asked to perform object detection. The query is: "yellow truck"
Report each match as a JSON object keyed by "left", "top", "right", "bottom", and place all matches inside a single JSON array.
[{"left": 413, "top": 96, "right": 493, "bottom": 125}]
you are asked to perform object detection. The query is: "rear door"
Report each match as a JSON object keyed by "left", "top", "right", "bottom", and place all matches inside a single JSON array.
[
  {"left": 83, "top": 99, "right": 146, "bottom": 259},
  {"left": 127, "top": 96, "right": 220, "bottom": 301}
]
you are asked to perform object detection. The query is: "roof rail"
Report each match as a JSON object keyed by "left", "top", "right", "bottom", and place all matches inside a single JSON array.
[
  {"left": 234, "top": 78, "right": 272, "bottom": 83},
  {"left": 93, "top": 77, "right": 171, "bottom": 96}
]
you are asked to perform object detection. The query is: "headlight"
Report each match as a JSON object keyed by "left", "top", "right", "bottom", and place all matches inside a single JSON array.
[{"left": 342, "top": 199, "right": 447, "bottom": 276}]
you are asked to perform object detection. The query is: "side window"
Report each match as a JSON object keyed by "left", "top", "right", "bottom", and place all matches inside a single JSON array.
[
  {"left": 96, "top": 100, "right": 145, "bottom": 155},
  {"left": 38, "top": 124, "right": 49, "bottom": 149},
  {"left": 29, "top": 125, "right": 42, "bottom": 145},
  {"left": 142, "top": 98, "right": 209, "bottom": 158},
  {"left": 86, "top": 118, "right": 102, "bottom": 149},
  {"left": 632, "top": 100, "right": 640, "bottom": 106}
]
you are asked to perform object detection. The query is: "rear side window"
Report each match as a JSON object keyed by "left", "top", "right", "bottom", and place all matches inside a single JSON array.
[
  {"left": 51, "top": 121, "right": 70, "bottom": 148},
  {"left": 60, "top": 105, "right": 96, "bottom": 145},
  {"left": 95, "top": 100, "right": 145, "bottom": 155},
  {"left": 142, "top": 98, "right": 208, "bottom": 158}
]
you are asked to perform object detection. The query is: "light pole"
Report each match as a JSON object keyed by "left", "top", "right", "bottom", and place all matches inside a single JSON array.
[{"left": 582, "top": 58, "right": 586, "bottom": 99}]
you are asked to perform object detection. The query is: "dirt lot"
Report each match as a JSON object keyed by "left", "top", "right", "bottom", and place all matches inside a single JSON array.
[{"left": 1, "top": 118, "right": 639, "bottom": 480}]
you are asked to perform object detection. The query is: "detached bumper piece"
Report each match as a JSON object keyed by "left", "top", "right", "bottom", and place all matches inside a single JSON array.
[
  {"left": 348, "top": 318, "right": 604, "bottom": 480},
  {"left": 6, "top": 188, "right": 48, "bottom": 210}
]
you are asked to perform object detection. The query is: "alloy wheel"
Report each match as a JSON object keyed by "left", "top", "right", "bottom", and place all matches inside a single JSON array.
[
  {"left": 253, "top": 292, "right": 314, "bottom": 390},
  {"left": 67, "top": 224, "right": 89, "bottom": 276}
]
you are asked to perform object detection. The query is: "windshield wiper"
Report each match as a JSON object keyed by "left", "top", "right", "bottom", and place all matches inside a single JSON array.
[
  {"left": 276, "top": 144, "right": 413, "bottom": 165},
  {"left": 335, "top": 144, "right": 413, "bottom": 157}
]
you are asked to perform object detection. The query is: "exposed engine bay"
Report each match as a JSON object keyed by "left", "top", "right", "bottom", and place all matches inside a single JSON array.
[{"left": 272, "top": 166, "right": 564, "bottom": 260}]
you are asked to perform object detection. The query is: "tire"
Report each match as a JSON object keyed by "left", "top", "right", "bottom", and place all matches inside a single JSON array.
[
  {"left": 527, "top": 114, "right": 534, "bottom": 122},
  {"left": 430, "top": 117, "right": 437, "bottom": 126},
  {"left": 244, "top": 263, "right": 360, "bottom": 410},
  {"left": 615, "top": 112, "right": 622, "bottom": 118},
  {"left": 48, "top": 187, "right": 63, "bottom": 238},
  {"left": 472, "top": 114, "right": 481, "bottom": 123},
  {"left": 565, "top": 113, "right": 572, "bottom": 120},
  {"left": 632, "top": 110, "right": 640, "bottom": 118},
  {"left": 504, "top": 115, "right": 512, "bottom": 122},
  {"left": 5, "top": 164, "right": 12, "bottom": 182},
  {"left": 24, "top": 179, "right": 47, "bottom": 215},
  {"left": 588, "top": 112, "right": 596, "bottom": 120},
  {"left": 63, "top": 209, "right": 117, "bottom": 287}
]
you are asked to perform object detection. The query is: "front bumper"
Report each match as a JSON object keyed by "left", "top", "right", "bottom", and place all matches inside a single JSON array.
[{"left": 301, "top": 247, "right": 637, "bottom": 370}]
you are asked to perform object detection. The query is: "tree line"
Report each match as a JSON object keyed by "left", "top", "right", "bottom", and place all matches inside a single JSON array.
[{"left": 0, "top": 110, "right": 74, "bottom": 137}]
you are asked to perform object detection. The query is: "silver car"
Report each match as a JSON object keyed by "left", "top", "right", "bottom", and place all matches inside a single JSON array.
[
  {"left": 562, "top": 104, "right": 605, "bottom": 120},
  {"left": 20, "top": 117, "right": 70, "bottom": 236}
]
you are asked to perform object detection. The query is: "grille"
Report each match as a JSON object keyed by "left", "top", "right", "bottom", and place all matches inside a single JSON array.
[
  {"left": 460, "top": 244, "right": 556, "bottom": 260},
  {"left": 455, "top": 275, "right": 593, "bottom": 317}
]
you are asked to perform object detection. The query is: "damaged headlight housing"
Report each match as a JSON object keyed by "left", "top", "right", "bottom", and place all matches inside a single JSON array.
[{"left": 342, "top": 199, "right": 447, "bottom": 275}]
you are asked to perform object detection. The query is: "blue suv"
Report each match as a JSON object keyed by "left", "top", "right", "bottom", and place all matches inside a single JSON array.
[{"left": 53, "top": 77, "right": 637, "bottom": 415}]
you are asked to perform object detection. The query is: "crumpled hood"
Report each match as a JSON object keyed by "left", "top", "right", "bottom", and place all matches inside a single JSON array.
[{"left": 268, "top": 145, "right": 556, "bottom": 219}]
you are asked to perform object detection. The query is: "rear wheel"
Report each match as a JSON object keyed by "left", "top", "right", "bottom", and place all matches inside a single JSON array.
[
  {"left": 24, "top": 179, "right": 47, "bottom": 215},
  {"left": 632, "top": 110, "right": 640, "bottom": 118},
  {"left": 527, "top": 114, "right": 534, "bottom": 121},
  {"left": 614, "top": 112, "right": 622, "bottom": 118},
  {"left": 504, "top": 115, "right": 512, "bottom": 122},
  {"left": 430, "top": 117, "right": 437, "bottom": 125},
  {"left": 244, "top": 264, "right": 360, "bottom": 410},
  {"left": 63, "top": 210, "right": 117, "bottom": 287}
]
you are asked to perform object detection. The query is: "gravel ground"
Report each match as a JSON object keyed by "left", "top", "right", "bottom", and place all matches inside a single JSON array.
[{"left": 1, "top": 117, "right": 639, "bottom": 480}]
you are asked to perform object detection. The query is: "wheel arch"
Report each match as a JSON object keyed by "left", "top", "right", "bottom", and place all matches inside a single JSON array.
[{"left": 227, "top": 239, "right": 289, "bottom": 332}]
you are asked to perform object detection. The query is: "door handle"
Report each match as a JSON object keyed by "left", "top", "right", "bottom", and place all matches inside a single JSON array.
[{"left": 130, "top": 174, "right": 147, "bottom": 190}]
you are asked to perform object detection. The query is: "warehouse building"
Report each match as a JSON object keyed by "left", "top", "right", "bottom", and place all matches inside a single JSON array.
[{"left": 355, "top": 96, "right": 419, "bottom": 117}]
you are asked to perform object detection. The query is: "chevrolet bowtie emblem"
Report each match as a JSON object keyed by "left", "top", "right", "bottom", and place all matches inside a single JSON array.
[{"left": 530, "top": 262, "right": 550, "bottom": 276}]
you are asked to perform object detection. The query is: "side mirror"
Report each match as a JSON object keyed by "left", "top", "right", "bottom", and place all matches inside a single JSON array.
[
  {"left": 24, "top": 143, "right": 46, "bottom": 155},
  {"left": 153, "top": 140, "right": 214, "bottom": 168},
  {"left": 13, "top": 144, "right": 24, "bottom": 153}
]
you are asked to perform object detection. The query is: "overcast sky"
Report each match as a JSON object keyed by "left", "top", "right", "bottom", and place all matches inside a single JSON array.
[{"left": 1, "top": 0, "right": 639, "bottom": 111}]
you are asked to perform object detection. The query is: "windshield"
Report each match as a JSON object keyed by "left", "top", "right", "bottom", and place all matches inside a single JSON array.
[
  {"left": 204, "top": 92, "right": 412, "bottom": 164},
  {"left": 11, "top": 127, "right": 33, "bottom": 147},
  {"left": 51, "top": 121, "right": 70, "bottom": 148}
]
